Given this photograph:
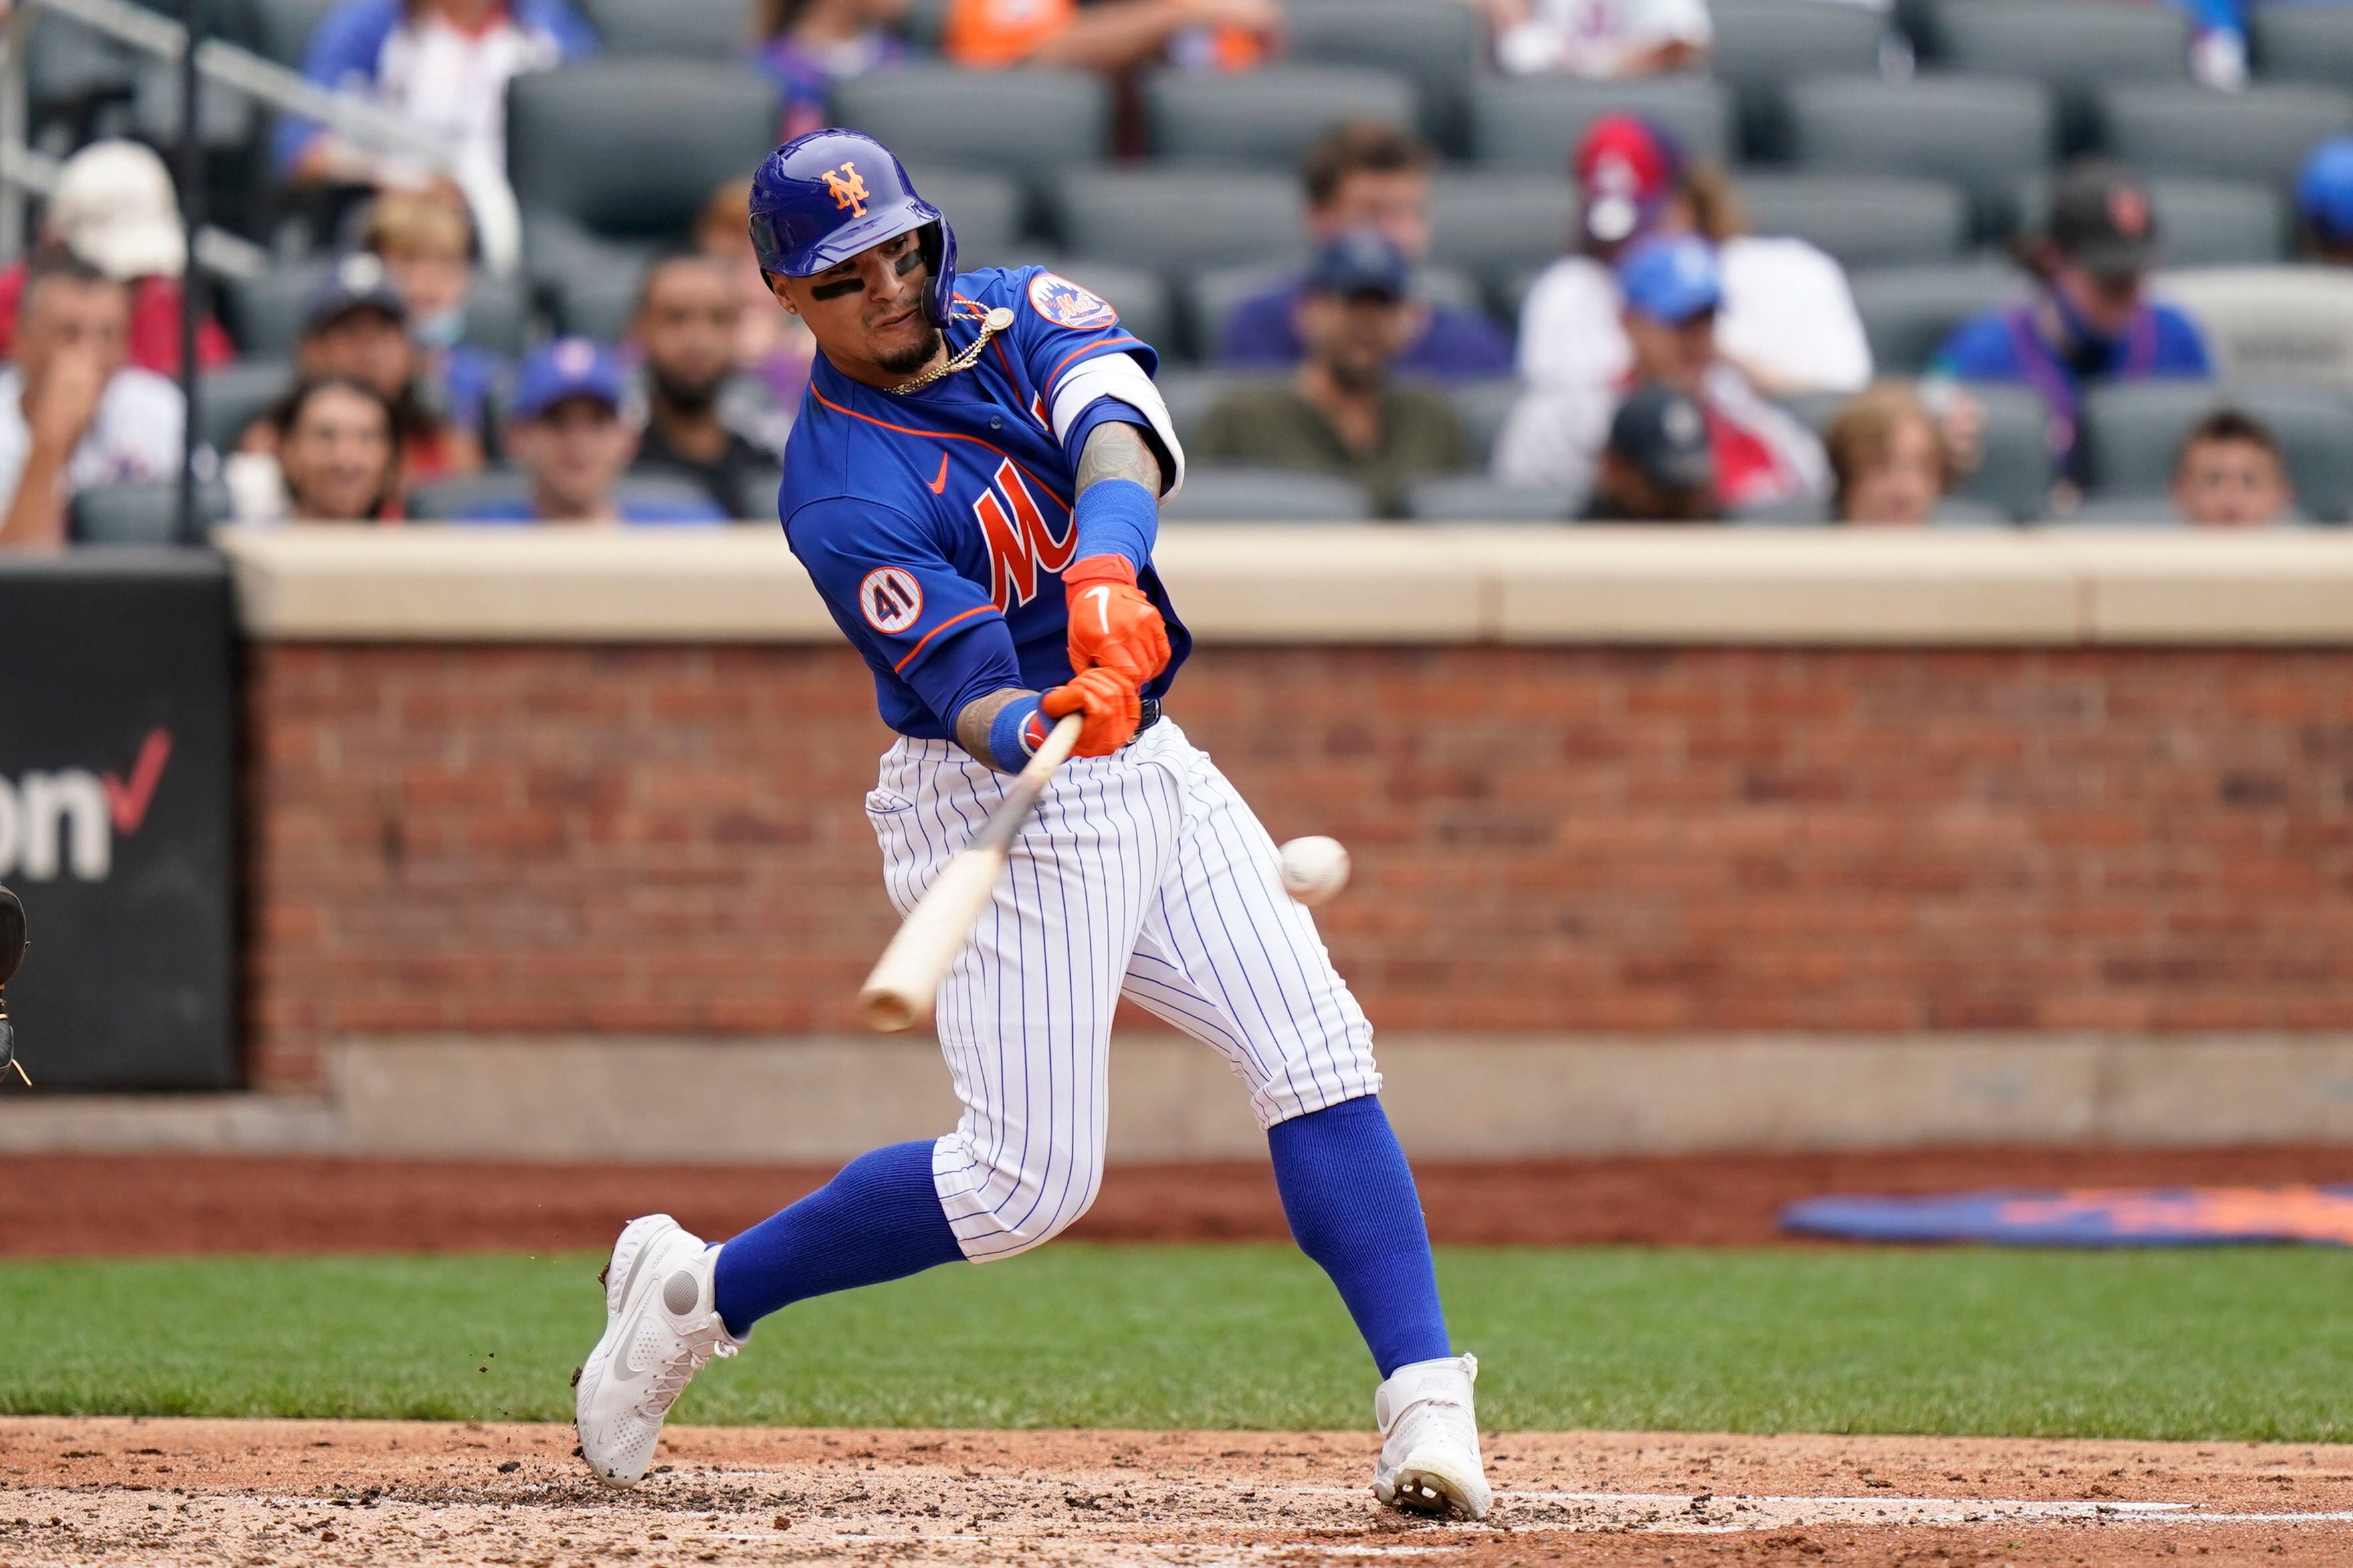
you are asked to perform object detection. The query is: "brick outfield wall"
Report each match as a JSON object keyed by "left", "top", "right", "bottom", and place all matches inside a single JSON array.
[{"left": 244, "top": 642, "right": 2353, "bottom": 1089}]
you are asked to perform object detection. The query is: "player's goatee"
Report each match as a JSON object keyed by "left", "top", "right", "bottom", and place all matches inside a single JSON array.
[{"left": 878, "top": 329, "right": 944, "bottom": 378}]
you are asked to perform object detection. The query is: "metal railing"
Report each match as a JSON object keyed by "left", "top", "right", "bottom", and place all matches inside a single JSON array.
[{"left": 0, "top": 0, "right": 522, "bottom": 275}]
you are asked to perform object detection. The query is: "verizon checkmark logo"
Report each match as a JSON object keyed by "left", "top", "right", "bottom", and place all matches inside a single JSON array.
[{"left": 0, "top": 727, "right": 174, "bottom": 881}]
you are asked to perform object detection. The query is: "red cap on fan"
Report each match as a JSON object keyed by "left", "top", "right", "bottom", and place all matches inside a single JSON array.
[{"left": 1573, "top": 114, "right": 1687, "bottom": 247}]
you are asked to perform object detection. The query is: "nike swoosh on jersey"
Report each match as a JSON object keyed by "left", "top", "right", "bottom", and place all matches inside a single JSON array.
[{"left": 928, "top": 455, "right": 950, "bottom": 494}]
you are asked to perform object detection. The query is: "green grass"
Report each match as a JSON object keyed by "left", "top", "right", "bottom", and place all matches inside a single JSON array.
[{"left": 3, "top": 1244, "right": 2347, "bottom": 1440}]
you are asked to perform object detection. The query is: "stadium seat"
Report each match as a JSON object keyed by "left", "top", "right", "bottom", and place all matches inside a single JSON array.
[
  {"left": 1927, "top": 497, "right": 2011, "bottom": 528},
  {"left": 227, "top": 264, "right": 533, "bottom": 357},
  {"left": 26, "top": 17, "right": 139, "bottom": 118},
  {"left": 132, "top": 56, "right": 255, "bottom": 150},
  {"left": 1284, "top": 0, "right": 1484, "bottom": 152},
  {"left": 1051, "top": 170, "right": 1304, "bottom": 277},
  {"left": 1402, "top": 476, "right": 1576, "bottom": 523},
  {"left": 2155, "top": 266, "right": 2353, "bottom": 391},
  {"left": 1471, "top": 74, "right": 1734, "bottom": 172},
  {"left": 2053, "top": 496, "right": 2191, "bottom": 526},
  {"left": 1954, "top": 382, "right": 2057, "bottom": 523},
  {"left": 832, "top": 68, "right": 1112, "bottom": 199},
  {"left": 2092, "top": 84, "right": 2353, "bottom": 194},
  {"left": 199, "top": 358, "right": 294, "bottom": 453},
  {"left": 1425, "top": 175, "right": 1577, "bottom": 292},
  {"left": 509, "top": 63, "right": 777, "bottom": 249},
  {"left": 1787, "top": 74, "right": 2055, "bottom": 237},
  {"left": 253, "top": 0, "right": 338, "bottom": 65},
  {"left": 548, "top": 247, "right": 649, "bottom": 342},
  {"left": 1145, "top": 66, "right": 1420, "bottom": 169},
  {"left": 1441, "top": 378, "right": 1524, "bottom": 468},
  {"left": 578, "top": 0, "right": 749, "bottom": 59},
  {"left": 70, "top": 479, "right": 232, "bottom": 546},
  {"left": 409, "top": 471, "right": 530, "bottom": 521},
  {"left": 1705, "top": 0, "right": 1888, "bottom": 162},
  {"left": 1159, "top": 467, "right": 1373, "bottom": 523},
  {"left": 2252, "top": 7, "right": 2353, "bottom": 88},
  {"left": 1736, "top": 174, "right": 1969, "bottom": 267},
  {"left": 1046, "top": 263, "right": 1177, "bottom": 360},
  {"left": 1155, "top": 368, "right": 1287, "bottom": 447},
  {"left": 2081, "top": 382, "right": 2353, "bottom": 522},
  {"left": 1933, "top": 0, "right": 2187, "bottom": 153},
  {"left": 1848, "top": 261, "right": 2033, "bottom": 376},
  {"left": 2009, "top": 175, "right": 2287, "bottom": 269}
]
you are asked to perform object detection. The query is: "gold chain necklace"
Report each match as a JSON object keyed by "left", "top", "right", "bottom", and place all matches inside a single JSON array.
[{"left": 885, "top": 306, "right": 1015, "bottom": 397}]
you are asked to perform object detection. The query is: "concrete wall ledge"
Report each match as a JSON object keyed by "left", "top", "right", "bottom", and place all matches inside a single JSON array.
[
  {"left": 217, "top": 526, "right": 2353, "bottom": 647},
  {"left": 10, "top": 1033, "right": 2353, "bottom": 1162}
]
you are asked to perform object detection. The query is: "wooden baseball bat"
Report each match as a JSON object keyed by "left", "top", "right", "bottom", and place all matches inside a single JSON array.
[{"left": 857, "top": 712, "right": 1086, "bottom": 1032}]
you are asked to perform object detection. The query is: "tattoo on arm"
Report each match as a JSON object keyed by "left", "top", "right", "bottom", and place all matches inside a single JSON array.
[
  {"left": 1076, "top": 420, "right": 1164, "bottom": 497},
  {"left": 956, "top": 687, "right": 1037, "bottom": 772}
]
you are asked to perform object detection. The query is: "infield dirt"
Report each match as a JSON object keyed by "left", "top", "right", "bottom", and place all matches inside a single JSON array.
[{"left": 5, "top": 1418, "right": 2350, "bottom": 1567}]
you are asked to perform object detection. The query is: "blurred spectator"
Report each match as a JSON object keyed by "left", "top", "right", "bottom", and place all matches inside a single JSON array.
[
  {"left": 1519, "top": 115, "right": 1869, "bottom": 399},
  {"left": 630, "top": 251, "right": 787, "bottom": 520},
  {"left": 1932, "top": 162, "right": 2213, "bottom": 480},
  {"left": 1492, "top": 0, "right": 1712, "bottom": 78},
  {"left": 2297, "top": 136, "right": 2353, "bottom": 266},
  {"left": 2171, "top": 407, "right": 2295, "bottom": 528},
  {"left": 754, "top": 0, "right": 910, "bottom": 142},
  {"left": 1497, "top": 234, "right": 1828, "bottom": 511},
  {"left": 243, "top": 377, "right": 403, "bottom": 525},
  {"left": 359, "top": 192, "right": 503, "bottom": 446},
  {"left": 2161, "top": 1, "right": 2353, "bottom": 90},
  {"left": 0, "top": 142, "right": 232, "bottom": 376},
  {"left": 1825, "top": 383, "right": 1950, "bottom": 527},
  {"left": 459, "top": 339, "right": 726, "bottom": 526},
  {"left": 944, "top": 0, "right": 1274, "bottom": 71},
  {"left": 243, "top": 255, "right": 484, "bottom": 487},
  {"left": 1220, "top": 122, "right": 1512, "bottom": 381},
  {"left": 0, "top": 254, "right": 186, "bottom": 550},
  {"left": 1584, "top": 383, "right": 1718, "bottom": 522},
  {"left": 1193, "top": 231, "right": 1476, "bottom": 518},
  {"left": 693, "top": 181, "right": 817, "bottom": 425},
  {"left": 272, "top": 0, "right": 595, "bottom": 195}
]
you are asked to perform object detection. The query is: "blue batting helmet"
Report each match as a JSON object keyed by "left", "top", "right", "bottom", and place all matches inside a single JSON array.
[{"left": 748, "top": 129, "right": 957, "bottom": 326}]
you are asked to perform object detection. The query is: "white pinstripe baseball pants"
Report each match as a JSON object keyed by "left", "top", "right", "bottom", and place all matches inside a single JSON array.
[{"left": 865, "top": 718, "right": 1383, "bottom": 1263}]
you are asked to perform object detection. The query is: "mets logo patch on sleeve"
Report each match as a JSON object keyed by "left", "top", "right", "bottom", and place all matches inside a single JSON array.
[
  {"left": 1027, "top": 272, "right": 1118, "bottom": 331},
  {"left": 860, "top": 566, "right": 924, "bottom": 634}
]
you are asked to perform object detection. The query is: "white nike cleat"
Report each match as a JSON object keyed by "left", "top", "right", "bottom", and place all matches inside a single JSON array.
[
  {"left": 1372, "top": 1352, "right": 1492, "bottom": 1521},
  {"left": 574, "top": 1213, "right": 742, "bottom": 1488}
]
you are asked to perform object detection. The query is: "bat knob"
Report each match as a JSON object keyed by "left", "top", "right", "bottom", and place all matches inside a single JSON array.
[{"left": 858, "top": 986, "right": 920, "bottom": 1034}]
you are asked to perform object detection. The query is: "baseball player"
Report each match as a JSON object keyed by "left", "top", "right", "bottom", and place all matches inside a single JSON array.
[{"left": 573, "top": 130, "right": 1491, "bottom": 1521}]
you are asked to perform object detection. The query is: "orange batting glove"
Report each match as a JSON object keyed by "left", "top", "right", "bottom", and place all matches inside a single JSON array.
[
  {"left": 1041, "top": 665, "right": 1141, "bottom": 758},
  {"left": 1064, "top": 555, "right": 1171, "bottom": 687}
]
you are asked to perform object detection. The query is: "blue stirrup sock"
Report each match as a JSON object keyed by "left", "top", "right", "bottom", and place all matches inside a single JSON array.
[
  {"left": 1267, "top": 1095, "right": 1451, "bottom": 1378},
  {"left": 711, "top": 1140, "right": 964, "bottom": 1339}
]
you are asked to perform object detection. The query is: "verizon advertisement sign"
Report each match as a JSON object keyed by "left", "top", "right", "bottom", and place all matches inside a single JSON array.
[{"left": 0, "top": 555, "right": 236, "bottom": 1089}]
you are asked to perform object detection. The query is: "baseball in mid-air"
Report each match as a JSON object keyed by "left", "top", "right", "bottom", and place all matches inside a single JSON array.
[{"left": 1277, "top": 836, "right": 1351, "bottom": 907}]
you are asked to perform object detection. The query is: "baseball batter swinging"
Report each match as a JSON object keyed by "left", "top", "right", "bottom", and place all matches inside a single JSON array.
[{"left": 573, "top": 130, "right": 1491, "bottom": 1521}]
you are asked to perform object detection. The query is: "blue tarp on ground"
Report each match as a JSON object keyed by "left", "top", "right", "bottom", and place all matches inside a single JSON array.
[{"left": 1781, "top": 1186, "right": 2353, "bottom": 1247}]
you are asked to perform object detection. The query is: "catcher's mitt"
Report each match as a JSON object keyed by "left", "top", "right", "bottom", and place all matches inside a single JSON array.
[{"left": 0, "top": 885, "right": 23, "bottom": 1083}]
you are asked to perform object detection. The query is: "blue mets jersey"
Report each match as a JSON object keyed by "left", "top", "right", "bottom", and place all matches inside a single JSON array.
[{"left": 780, "top": 265, "right": 1193, "bottom": 741}]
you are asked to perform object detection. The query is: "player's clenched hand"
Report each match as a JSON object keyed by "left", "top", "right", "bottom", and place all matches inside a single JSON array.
[
  {"left": 1063, "top": 556, "right": 1171, "bottom": 687},
  {"left": 1041, "top": 666, "right": 1141, "bottom": 757}
]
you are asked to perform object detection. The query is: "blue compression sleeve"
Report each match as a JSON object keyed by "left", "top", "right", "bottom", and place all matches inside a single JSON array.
[
  {"left": 1267, "top": 1095, "right": 1451, "bottom": 1377},
  {"left": 712, "top": 1141, "right": 964, "bottom": 1338},
  {"left": 984, "top": 691, "right": 1049, "bottom": 773},
  {"left": 1069, "top": 475, "right": 1158, "bottom": 575}
]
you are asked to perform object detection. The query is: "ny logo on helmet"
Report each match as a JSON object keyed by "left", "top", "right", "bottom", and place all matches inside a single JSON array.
[{"left": 824, "top": 162, "right": 869, "bottom": 218}]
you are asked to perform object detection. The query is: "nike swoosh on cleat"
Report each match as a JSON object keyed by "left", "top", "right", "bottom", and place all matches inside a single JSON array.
[{"left": 927, "top": 455, "right": 949, "bottom": 494}]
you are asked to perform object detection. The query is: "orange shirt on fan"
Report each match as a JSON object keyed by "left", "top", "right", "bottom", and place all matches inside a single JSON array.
[{"left": 943, "top": 0, "right": 1266, "bottom": 68}]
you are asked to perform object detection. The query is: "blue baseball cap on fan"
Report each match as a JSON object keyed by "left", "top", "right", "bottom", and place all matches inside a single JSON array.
[
  {"left": 1617, "top": 233, "right": 1722, "bottom": 325},
  {"left": 2297, "top": 136, "right": 2353, "bottom": 245},
  {"left": 511, "top": 336, "right": 627, "bottom": 421},
  {"left": 1305, "top": 228, "right": 1413, "bottom": 302}
]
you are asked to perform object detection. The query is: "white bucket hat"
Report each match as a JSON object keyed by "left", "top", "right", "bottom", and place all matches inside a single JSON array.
[{"left": 48, "top": 140, "right": 186, "bottom": 281}]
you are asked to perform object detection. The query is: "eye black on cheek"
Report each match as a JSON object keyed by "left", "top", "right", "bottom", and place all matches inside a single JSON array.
[
  {"left": 892, "top": 248, "right": 924, "bottom": 279},
  {"left": 809, "top": 275, "right": 865, "bottom": 301}
]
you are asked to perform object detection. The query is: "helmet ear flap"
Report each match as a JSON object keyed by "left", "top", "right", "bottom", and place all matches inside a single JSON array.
[{"left": 920, "top": 217, "right": 958, "bottom": 327}]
